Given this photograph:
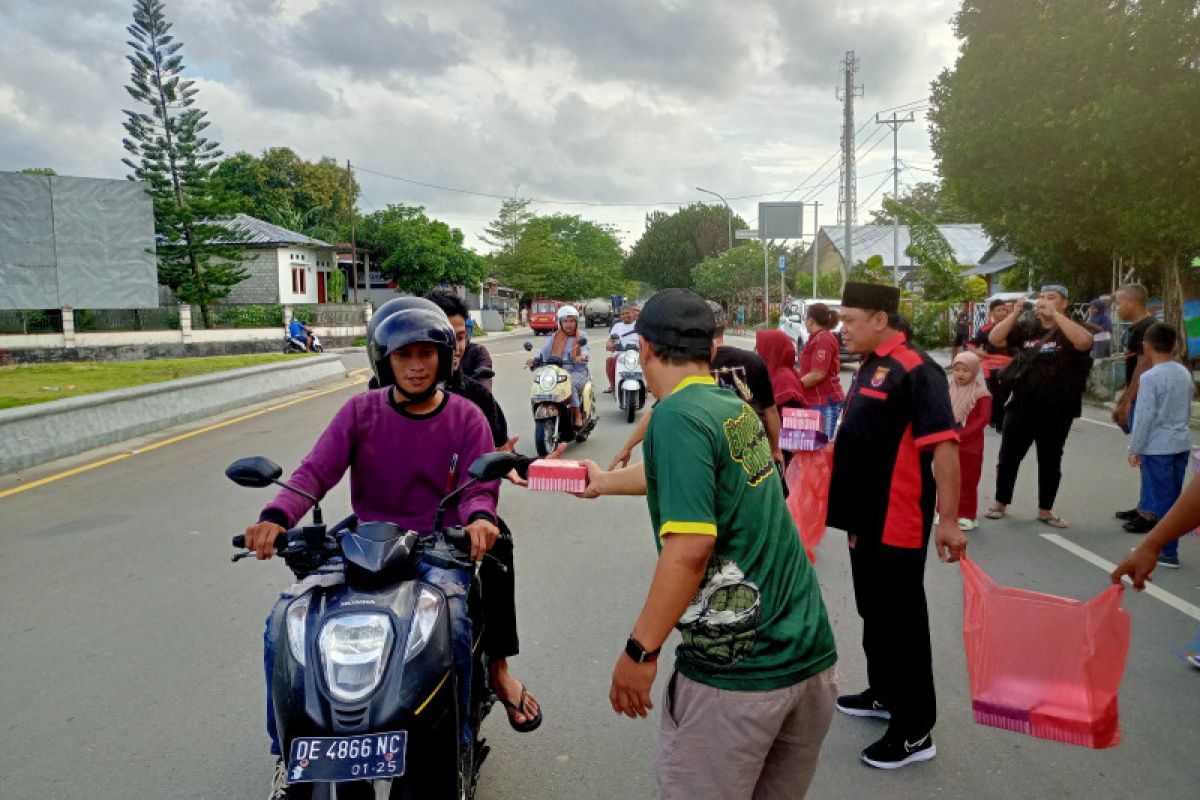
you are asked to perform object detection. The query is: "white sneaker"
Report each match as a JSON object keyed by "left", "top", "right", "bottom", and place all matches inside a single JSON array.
[{"left": 958, "top": 518, "right": 978, "bottom": 531}]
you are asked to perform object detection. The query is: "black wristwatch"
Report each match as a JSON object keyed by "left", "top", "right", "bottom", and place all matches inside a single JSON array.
[{"left": 625, "top": 636, "right": 661, "bottom": 664}]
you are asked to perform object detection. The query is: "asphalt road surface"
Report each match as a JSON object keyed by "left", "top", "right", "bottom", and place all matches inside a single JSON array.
[{"left": 1, "top": 333, "right": 1198, "bottom": 798}]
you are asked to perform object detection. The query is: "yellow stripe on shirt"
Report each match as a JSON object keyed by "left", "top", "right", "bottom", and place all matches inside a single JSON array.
[{"left": 659, "top": 520, "right": 718, "bottom": 537}]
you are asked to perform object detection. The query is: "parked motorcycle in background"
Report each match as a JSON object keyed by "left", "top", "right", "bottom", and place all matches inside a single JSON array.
[
  {"left": 226, "top": 451, "right": 519, "bottom": 799},
  {"left": 611, "top": 334, "right": 646, "bottom": 424},
  {"left": 522, "top": 340, "right": 599, "bottom": 456}
]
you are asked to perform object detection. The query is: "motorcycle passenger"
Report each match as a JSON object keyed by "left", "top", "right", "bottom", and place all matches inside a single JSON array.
[
  {"left": 605, "top": 303, "right": 640, "bottom": 394},
  {"left": 243, "top": 301, "right": 501, "bottom": 793},
  {"left": 528, "top": 304, "right": 590, "bottom": 429},
  {"left": 424, "top": 290, "right": 544, "bottom": 731},
  {"left": 287, "top": 317, "right": 312, "bottom": 351}
]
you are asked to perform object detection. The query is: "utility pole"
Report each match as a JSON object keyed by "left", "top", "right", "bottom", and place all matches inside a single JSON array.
[
  {"left": 876, "top": 111, "right": 915, "bottom": 288},
  {"left": 346, "top": 160, "right": 359, "bottom": 305},
  {"left": 837, "top": 51, "right": 863, "bottom": 273},
  {"left": 811, "top": 202, "right": 820, "bottom": 299}
]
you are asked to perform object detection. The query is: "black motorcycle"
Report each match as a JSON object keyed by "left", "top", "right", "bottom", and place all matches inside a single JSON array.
[{"left": 227, "top": 451, "right": 519, "bottom": 799}]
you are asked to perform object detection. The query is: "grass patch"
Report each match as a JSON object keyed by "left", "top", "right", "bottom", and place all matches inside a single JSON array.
[{"left": 0, "top": 353, "right": 312, "bottom": 410}]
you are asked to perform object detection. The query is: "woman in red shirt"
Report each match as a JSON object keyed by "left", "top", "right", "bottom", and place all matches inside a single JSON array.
[
  {"left": 950, "top": 351, "right": 992, "bottom": 530},
  {"left": 797, "top": 304, "right": 845, "bottom": 440}
]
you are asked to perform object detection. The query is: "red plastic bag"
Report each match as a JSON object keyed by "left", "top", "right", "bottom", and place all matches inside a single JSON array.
[
  {"left": 784, "top": 448, "right": 833, "bottom": 562},
  {"left": 960, "top": 557, "right": 1130, "bottom": 748}
]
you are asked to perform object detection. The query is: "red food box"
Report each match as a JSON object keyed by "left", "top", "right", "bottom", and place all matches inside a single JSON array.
[
  {"left": 527, "top": 459, "right": 589, "bottom": 493},
  {"left": 781, "top": 407, "right": 822, "bottom": 431}
]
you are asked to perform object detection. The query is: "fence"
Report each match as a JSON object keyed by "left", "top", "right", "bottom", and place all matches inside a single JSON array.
[{"left": 0, "top": 309, "right": 63, "bottom": 334}]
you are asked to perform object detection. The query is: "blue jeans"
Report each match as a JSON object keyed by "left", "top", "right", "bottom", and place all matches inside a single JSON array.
[
  {"left": 265, "top": 561, "right": 474, "bottom": 755},
  {"left": 1140, "top": 452, "right": 1188, "bottom": 559},
  {"left": 811, "top": 399, "right": 845, "bottom": 441}
]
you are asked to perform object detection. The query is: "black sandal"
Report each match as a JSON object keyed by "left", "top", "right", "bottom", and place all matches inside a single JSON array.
[{"left": 497, "top": 684, "right": 543, "bottom": 733}]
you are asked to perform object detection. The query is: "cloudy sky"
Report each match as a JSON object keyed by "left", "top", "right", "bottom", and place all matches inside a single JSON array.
[{"left": 0, "top": 0, "right": 962, "bottom": 249}]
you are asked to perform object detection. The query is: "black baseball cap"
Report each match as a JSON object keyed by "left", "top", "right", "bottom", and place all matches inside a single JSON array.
[{"left": 635, "top": 289, "right": 715, "bottom": 349}]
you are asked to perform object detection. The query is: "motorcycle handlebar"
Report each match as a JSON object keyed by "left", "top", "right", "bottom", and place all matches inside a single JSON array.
[{"left": 231, "top": 531, "right": 289, "bottom": 552}]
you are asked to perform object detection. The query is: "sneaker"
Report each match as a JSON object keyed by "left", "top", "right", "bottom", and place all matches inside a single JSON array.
[
  {"left": 1157, "top": 553, "right": 1181, "bottom": 569},
  {"left": 269, "top": 758, "right": 290, "bottom": 800},
  {"left": 1115, "top": 508, "right": 1141, "bottom": 521},
  {"left": 1123, "top": 514, "right": 1157, "bottom": 534},
  {"left": 836, "top": 690, "right": 891, "bottom": 720},
  {"left": 958, "top": 518, "right": 978, "bottom": 531},
  {"left": 861, "top": 731, "right": 937, "bottom": 769}
]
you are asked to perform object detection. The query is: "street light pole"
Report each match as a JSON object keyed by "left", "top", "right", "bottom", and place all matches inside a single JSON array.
[{"left": 696, "top": 186, "right": 733, "bottom": 252}]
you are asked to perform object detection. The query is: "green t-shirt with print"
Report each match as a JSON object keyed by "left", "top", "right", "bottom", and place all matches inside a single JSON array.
[{"left": 644, "top": 376, "right": 837, "bottom": 691}]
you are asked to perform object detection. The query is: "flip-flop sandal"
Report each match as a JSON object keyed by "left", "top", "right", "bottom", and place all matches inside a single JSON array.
[
  {"left": 984, "top": 507, "right": 1006, "bottom": 520},
  {"left": 1037, "top": 514, "right": 1069, "bottom": 529},
  {"left": 497, "top": 684, "right": 543, "bottom": 733}
]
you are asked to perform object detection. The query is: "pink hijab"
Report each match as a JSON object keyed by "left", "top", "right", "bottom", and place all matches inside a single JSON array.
[{"left": 950, "top": 351, "right": 990, "bottom": 423}]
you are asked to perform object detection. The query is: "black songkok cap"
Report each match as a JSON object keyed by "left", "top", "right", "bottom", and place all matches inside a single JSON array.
[
  {"left": 841, "top": 282, "right": 900, "bottom": 315},
  {"left": 635, "top": 288, "right": 715, "bottom": 349}
]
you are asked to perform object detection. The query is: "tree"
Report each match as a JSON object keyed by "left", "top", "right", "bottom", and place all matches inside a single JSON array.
[
  {"left": 121, "top": 0, "right": 245, "bottom": 327},
  {"left": 356, "top": 205, "right": 486, "bottom": 296},
  {"left": 19, "top": 167, "right": 57, "bottom": 176},
  {"left": 692, "top": 242, "right": 771, "bottom": 307},
  {"left": 626, "top": 203, "right": 748, "bottom": 289},
  {"left": 213, "top": 147, "right": 356, "bottom": 241},
  {"left": 849, "top": 255, "right": 891, "bottom": 286},
  {"left": 479, "top": 198, "right": 534, "bottom": 255},
  {"left": 929, "top": 0, "right": 1200, "bottom": 331},
  {"left": 885, "top": 198, "right": 967, "bottom": 301},
  {"left": 497, "top": 214, "right": 629, "bottom": 299},
  {"left": 868, "top": 181, "right": 971, "bottom": 225}
]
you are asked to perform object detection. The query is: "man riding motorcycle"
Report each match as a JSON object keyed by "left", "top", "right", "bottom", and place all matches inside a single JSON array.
[
  {"left": 527, "top": 304, "right": 590, "bottom": 428},
  {"left": 243, "top": 302, "right": 502, "bottom": 798},
  {"left": 604, "top": 304, "right": 640, "bottom": 394}
]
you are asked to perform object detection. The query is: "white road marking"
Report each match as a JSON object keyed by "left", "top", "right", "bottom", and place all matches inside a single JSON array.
[
  {"left": 1040, "top": 532, "right": 1200, "bottom": 622},
  {"left": 1078, "top": 417, "right": 1122, "bottom": 430}
]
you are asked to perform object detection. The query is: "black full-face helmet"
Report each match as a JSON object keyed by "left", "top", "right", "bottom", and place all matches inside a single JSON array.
[{"left": 367, "top": 297, "right": 456, "bottom": 397}]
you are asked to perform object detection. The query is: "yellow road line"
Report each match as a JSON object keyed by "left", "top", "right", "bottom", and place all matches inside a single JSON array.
[{"left": 0, "top": 369, "right": 369, "bottom": 501}]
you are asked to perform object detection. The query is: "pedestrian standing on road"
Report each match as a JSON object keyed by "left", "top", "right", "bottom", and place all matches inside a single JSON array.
[
  {"left": 1124, "top": 323, "right": 1194, "bottom": 564},
  {"left": 796, "top": 303, "right": 845, "bottom": 440},
  {"left": 950, "top": 352, "right": 992, "bottom": 532},
  {"left": 951, "top": 311, "right": 971, "bottom": 362},
  {"left": 985, "top": 285, "right": 1093, "bottom": 528},
  {"left": 969, "top": 299, "right": 1015, "bottom": 431},
  {"left": 826, "top": 282, "right": 966, "bottom": 770},
  {"left": 576, "top": 288, "right": 838, "bottom": 799},
  {"left": 1084, "top": 298, "right": 1113, "bottom": 360},
  {"left": 1113, "top": 284, "right": 1158, "bottom": 530}
]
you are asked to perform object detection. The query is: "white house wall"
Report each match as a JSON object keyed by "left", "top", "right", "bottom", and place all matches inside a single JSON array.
[{"left": 276, "top": 247, "right": 335, "bottom": 304}]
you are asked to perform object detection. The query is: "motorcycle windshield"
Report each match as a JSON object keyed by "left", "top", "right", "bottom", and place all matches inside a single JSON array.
[{"left": 341, "top": 522, "right": 419, "bottom": 576}]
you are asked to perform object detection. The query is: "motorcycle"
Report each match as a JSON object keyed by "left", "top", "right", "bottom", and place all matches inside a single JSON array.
[
  {"left": 285, "top": 328, "right": 324, "bottom": 354},
  {"left": 610, "top": 337, "right": 647, "bottom": 424},
  {"left": 522, "top": 340, "right": 598, "bottom": 456},
  {"left": 227, "top": 450, "right": 519, "bottom": 799}
]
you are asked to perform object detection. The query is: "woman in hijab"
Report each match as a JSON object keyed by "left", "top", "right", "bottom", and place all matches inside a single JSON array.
[
  {"left": 951, "top": 351, "right": 993, "bottom": 531},
  {"left": 755, "top": 329, "right": 805, "bottom": 410}
]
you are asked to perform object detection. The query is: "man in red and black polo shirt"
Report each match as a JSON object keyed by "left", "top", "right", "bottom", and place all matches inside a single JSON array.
[{"left": 826, "top": 282, "right": 967, "bottom": 770}]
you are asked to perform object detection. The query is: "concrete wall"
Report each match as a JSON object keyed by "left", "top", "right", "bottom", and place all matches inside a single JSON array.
[
  {"left": 222, "top": 248, "right": 281, "bottom": 305},
  {"left": 0, "top": 354, "right": 348, "bottom": 474}
]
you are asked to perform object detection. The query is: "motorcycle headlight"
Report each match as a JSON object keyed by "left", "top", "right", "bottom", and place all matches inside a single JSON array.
[
  {"left": 286, "top": 595, "right": 310, "bottom": 667},
  {"left": 319, "top": 613, "right": 393, "bottom": 703},
  {"left": 538, "top": 371, "right": 557, "bottom": 391},
  {"left": 620, "top": 351, "right": 640, "bottom": 371},
  {"left": 403, "top": 586, "right": 444, "bottom": 663}
]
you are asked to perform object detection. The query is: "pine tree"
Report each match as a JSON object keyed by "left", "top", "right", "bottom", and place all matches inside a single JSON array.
[{"left": 121, "top": 0, "right": 246, "bottom": 327}]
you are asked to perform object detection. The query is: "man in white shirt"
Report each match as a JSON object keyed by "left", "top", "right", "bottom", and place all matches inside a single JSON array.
[{"left": 605, "top": 304, "right": 640, "bottom": 393}]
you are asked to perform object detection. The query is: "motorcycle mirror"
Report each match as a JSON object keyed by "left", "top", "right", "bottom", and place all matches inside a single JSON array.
[
  {"left": 577, "top": 335, "right": 589, "bottom": 347},
  {"left": 467, "top": 452, "right": 521, "bottom": 482},
  {"left": 472, "top": 366, "right": 495, "bottom": 381},
  {"left": 523, "top": 341, "right": 533, "bottom": 351},
  {"left": 225, "top": 456, "right": 283, "bottom": 488}
]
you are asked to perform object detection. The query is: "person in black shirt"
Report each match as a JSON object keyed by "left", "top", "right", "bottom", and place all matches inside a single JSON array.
[
  {"left": 460, "top": 339, "right": 494, "bottom": 392},
  {"left": 827, "top": 282, "right": 965, "bottom": 770},
  {"left": 425, "top": 290, "right": 543, "bottom": 732},
  {"left": 1112, "top": 283, "right": 1157, "bottom": 527},
  {"left": 951, "top": 311, "right": 970, "bottom": 361},
  {"left": 968, "top": 299, "right": 1014, "bottom": 357},
  {"left": 985, "top": 285, "right": 1093, "bottom": 528}
]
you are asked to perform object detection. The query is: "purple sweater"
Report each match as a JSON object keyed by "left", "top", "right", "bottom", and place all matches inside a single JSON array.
[{"left": 261, "top": 389, "right": 499, "bottom": 531}]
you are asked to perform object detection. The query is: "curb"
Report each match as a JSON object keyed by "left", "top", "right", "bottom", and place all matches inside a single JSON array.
[{"left": 0, "top": 355, "right": 348, "bottom": 474}]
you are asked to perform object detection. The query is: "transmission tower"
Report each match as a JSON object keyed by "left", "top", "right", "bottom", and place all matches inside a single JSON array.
[{"left": 836, "top": 51, "right": 863, "bottom": 267}]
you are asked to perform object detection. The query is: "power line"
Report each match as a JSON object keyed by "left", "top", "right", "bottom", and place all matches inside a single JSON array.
[{"left": 857, "top": 172, "right": 895, "bottom": 212}]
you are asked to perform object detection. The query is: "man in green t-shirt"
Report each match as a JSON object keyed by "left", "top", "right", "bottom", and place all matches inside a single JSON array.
[{"left": 576, "top": 288, "right": 837, "bottom": 799}]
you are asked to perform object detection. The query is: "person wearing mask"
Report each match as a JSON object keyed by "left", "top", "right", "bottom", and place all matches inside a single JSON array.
[
  {"left": 949, "top": 352, "right": 993, "bottom": 531},
  {"left": 797, "top": 303, "right": 845, "bottom": 440},
  {"left": 1084, "top": 298, "right": 1113, "bottom": 360},
  {"left": 605, "top": 304, "right": 640, "bottom": 393},
  {"left": 985, "top": 285, "right": 1093, "bottom": 528},
  {"left": 826, "top": 282, "right": 965, "bottom": 770},
  {"left": 1112, "top": 284, "right": 1158, "bottom": 530}
]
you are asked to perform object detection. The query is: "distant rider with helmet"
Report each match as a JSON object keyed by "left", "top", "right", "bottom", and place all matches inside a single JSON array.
[
  {"left": 242, "top": 298, "right": 501, "bottom": 796},
  {"left": 527, "top": 304, "right": 590, "bottom": 429}
]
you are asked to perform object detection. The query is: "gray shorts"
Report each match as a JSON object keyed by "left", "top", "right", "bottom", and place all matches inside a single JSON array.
[{"left": 656, "top": 666, "right": 837, "bottom": 800}]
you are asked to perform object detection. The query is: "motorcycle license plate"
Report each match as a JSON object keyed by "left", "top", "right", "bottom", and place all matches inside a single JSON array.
[{"left": 286, "top": 731, "right": 407, "bottom": 783}]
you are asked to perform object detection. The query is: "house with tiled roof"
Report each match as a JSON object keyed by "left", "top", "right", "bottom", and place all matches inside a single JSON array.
[{"left": 206, "top": 214, "right": 340, "bottom": 304}]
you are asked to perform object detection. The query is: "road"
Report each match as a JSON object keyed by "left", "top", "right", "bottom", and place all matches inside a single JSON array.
[{"left": 1, "top": 332, "right": 1198, "bottom": 799}]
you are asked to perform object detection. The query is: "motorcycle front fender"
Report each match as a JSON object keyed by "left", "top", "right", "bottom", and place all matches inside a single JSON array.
[
  {"left": 620, "top": 379, "right": 643, "bottom": 391},
  {"left": 534, "top": 404, "right": 560, "bottom": 420}
]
